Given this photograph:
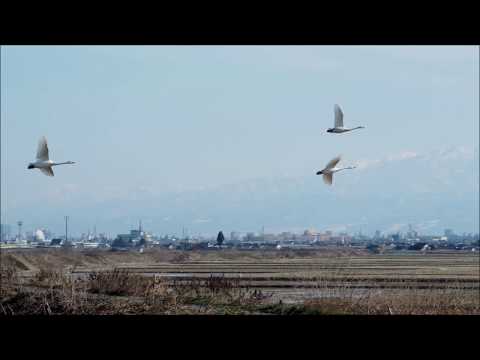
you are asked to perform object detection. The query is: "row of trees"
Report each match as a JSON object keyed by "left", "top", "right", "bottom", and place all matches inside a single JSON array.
[{"left": 112, "top": 231, "right": 225, "bottom": 248}]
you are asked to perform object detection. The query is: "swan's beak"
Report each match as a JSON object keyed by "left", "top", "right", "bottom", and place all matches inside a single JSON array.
[
  {"left": 316, "top": 170, "right": 323, "bottom": 175},
  {"left": 28, "top": 164, "right": 34, "bottom": 169}
]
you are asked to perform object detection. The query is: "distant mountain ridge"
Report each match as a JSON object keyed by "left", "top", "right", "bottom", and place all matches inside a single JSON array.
[
  {"left": 10, "top": 146, "right": 479, "bottom": 237},
  {"left": 90, "top": 146, "right": 479, "bottom": 236}
]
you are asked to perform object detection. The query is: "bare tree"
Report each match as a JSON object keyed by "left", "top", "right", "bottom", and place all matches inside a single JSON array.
[{"left": 216, "top": 231, "right": 225, "bottom": 247}]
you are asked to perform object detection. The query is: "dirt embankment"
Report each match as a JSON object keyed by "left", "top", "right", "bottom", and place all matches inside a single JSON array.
[
  {"left": 1, "top": 249, "right": 175, "bottom": 273},
  {"left": 1, "top": 247, "right": 368, "bottom": 273}
]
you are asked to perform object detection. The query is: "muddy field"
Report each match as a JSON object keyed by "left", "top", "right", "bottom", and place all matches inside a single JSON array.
[{"left": 1, "top": 248, "right": 479, "bottom": 315}]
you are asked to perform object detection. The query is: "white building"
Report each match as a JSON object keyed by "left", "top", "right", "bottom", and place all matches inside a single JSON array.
[{"left": 34, "top": 229, "right": 46, "bottom": 242}]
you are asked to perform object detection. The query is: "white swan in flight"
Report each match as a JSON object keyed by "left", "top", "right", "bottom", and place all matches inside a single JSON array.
[
  {"left": 27, "top": 136, "right": 75, "bottom": 177},
  {"left": 316, "top": 155, "right": 355, "bottom": 185},
  {"left": 327, "top": 104, "right": 365, "bottom": 134}
]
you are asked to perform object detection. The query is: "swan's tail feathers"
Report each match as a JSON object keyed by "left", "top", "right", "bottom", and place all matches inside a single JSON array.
[
  {"left": 40, "top": 167, "right": 54, "bottom": 177},
  {"left": 323, "top": 173, "right": 333, "bottom": 185}
]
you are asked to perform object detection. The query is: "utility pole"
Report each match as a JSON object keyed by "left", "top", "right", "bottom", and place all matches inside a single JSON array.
[
  {"left": 17, "top": 221, "right": 23, "bottom": 242},
  {"left": 65, "top": 216, "right": 69, "bottom": 243}
]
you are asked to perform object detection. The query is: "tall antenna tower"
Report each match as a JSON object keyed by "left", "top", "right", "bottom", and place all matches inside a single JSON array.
[
  {"left": 65, "top": 216, "right": 69, "bottom": 243},
  {"left": 17, "top": 221, "right": 23, "bottom": 241}
]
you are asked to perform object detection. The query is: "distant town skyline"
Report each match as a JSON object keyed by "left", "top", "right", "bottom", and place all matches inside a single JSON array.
[
  {"left": 1, "top": 219, "right": 477, "bottom": 243},
  {"left": 1, "top": 46, "right": 478, "bottom": 236}
]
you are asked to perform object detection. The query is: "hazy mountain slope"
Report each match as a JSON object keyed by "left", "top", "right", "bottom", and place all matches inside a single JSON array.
[
  {"left": 12, "top": 146, "right": 478, "bottom": 237},
  {"left": 91, "top": 146, "right": 478, "bottom": 236}
]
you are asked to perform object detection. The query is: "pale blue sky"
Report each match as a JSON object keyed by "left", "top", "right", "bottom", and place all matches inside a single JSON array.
[{"left": 1, "top": 46, "right": 478, "bottom": 236}]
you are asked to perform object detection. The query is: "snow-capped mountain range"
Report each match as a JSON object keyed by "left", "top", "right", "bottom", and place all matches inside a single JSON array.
[{"left": 10, "top": 146, "right": 479, "bottom": 237}]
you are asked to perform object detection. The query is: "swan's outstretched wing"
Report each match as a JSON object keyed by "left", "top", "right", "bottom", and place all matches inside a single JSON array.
[
  {"left": 36, "top": 136, "right": 49, "bottom": 161},
  {"left": 40, "top": 167, "right": 54, "bottom": 177},
  {"left": 323, "top": 173, "right": 333, "bottom": 185},
  {"left": 334, "top": 104, "right": 344, "bottom": 128},
  {"left": 325, "top": 155, "right": 341, "bottom": 170}
]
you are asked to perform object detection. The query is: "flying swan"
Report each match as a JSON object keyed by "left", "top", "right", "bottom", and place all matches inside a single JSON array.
[
  {"left": 327, "top": 104, "right": 365, "bottom": 134},
  {"left": 316, "top": 155, "right": 355, "bottom": 185},
  {"left": 27, "top": 136, "right": 75, "bottom": 177}
]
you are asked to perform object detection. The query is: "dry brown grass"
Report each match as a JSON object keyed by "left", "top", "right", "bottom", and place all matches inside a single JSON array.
[
  {"left": 302, "top": 289, "right": 480, "bottom": 315},
  {"left": 168, "top": 274, "right": 272, "bottom": 309},
  {"left": 0, "top": 262, "right": 19, "bottom": 300},
  {"left": 87, "top": 269, "right": 151, "bottom": 296},
  {"left": 299, "top": 277, "right": 480, "bottom": 315},
  {"left": 1, "top": 248, "right": 478, "bottom": 315},
  {"left": 0, "top": 265, "right": 268, "bottom": 315}
]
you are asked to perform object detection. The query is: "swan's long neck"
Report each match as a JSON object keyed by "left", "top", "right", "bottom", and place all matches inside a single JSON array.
[
  {"left": 352, "top": 126, "right": 364, "bottom": 130},
  {"left": 52, "top": 161, "right": 74, "bottom": 166},
  {"left": 335, "top": 166, "right": 356, "bottom": 172}
]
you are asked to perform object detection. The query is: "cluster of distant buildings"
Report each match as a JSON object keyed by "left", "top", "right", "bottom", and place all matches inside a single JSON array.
[
  {"left": 0, "top": 223, "right": 110, "bottom": 250},
  {"left": 1, "top": 222, "right": 478, "bottom": 252},
  {"left": 365, "top": 227, "right": 479, "bottom": 252}
]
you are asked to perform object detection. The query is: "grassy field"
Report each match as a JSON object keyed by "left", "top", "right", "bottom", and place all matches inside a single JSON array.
[{"left": 1, "top": 248, "right": 479, "bottom": 315}]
